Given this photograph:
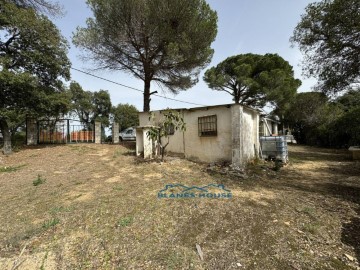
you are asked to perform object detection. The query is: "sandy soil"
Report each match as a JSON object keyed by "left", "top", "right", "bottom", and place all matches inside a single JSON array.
[{"left": 0, "top": 143, "right": 359, "bottom": 269}]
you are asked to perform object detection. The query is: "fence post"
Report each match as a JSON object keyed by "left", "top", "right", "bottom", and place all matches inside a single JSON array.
[
  {"left": 66, "top": 119, "right": 70, "bottom": 143},
  {"left": 26, "top": 118, "right": 38, "bottom": 145},
  {"left": 94, "top": 121, "right": 101, "bottom": 144},
  {"left": 112, "top": 122, "right": 120, "bottom": 144}
]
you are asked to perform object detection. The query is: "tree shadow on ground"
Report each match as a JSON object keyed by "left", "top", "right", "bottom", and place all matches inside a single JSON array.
[
  {"left": 20, "top": 144, "right": 66, "bottom": 151},
  {"left": 120, "top": 141, "right": 136, "bottom": 151},
  {"left": 323, "top": 183, "right": 360, "bottom": 263},
  {"left": 289, "top": 146, "right": 351, "bottom": 162},
  {"left": 315, "top": 162, "right": 360, "bottom": 177},
  {"left": 265, "top": 166, "right": 360, "bottom": 263},
  {"left": 342, "top": 211, "right": 360, "bottom": 262},
  {"left": 213, "top": 145, "right": 360, "bottom": 264}
]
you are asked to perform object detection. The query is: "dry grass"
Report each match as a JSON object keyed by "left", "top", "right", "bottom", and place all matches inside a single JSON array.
[{"left": 0, "top": 143, "right": 359, "bottom": 269}]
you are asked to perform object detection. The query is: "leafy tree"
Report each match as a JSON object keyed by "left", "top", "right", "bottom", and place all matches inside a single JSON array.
[
  {"left": 286, "top": 92, "right": 328, "bottom": 125},
  {"left": 203, "top": 53, "right": 301, "bottom": 109},
  {"left": 284, "top": 89, "right": 360, "bottom": 147},
  {"left": 284, "top": 92, "right": 342, "bottom": 145},
  {"left": 329, "top": 89, "right": 360, "bottom": 146},
  {"left": 0, "top": 2, "right": 70, "bottom": 154},
  {"left": 69, "top": 81, "right": 112, "bottom": 128},
  {"left": 69, "top": 82, "right": 94, "bottom": 127},
  {"left": 332, "top": 107, "right": 360, "bottom": 146},
  {"left": 93, "top": 90, "right": 112, "bottom": 126},
  {"left": 73, "top": 0, "right": 218, "bottom": 112},
  {"left": 291, "top": 0, "right": 360, "bottom": 94},
  {"left": 5, "top": 0, "right": 63, "bottom": 16},
  {"left": 147, "top": 110, "right": 186, "bottom": 161},
  {"left": 336, "top": 89, "right": 360, "bottom": 111},
  {"left": 112, "top": 104, "right": 139, "bottom": 130}
]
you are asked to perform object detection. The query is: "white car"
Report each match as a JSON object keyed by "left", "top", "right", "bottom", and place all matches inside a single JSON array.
[
  {"left": 283, "top": 135, "right": 297, "bottom": 144},
  {"left": 120, "top": 127, "right": 136, "bottom": 141}
]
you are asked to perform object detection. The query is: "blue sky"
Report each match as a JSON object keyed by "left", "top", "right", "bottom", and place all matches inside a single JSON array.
[{"left": 54, "top": 0, "right": 317, "bottom": 111}]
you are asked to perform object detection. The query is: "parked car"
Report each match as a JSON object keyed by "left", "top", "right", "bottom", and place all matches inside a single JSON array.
[
  {"left": 120, "top": 127, "right": 136, "bottom": 141},
  {"left": 283, "top": 135, "right": 297, "bottom": 144}
]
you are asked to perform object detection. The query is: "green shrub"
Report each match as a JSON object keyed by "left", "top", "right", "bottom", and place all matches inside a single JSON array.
[{"left": 33, "top": 174, "right": 46, "bottom": 186}]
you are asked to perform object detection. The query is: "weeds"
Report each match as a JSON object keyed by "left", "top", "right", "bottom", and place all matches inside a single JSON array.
[
  {"left": 303, "top": 222, "right": 321, "bottom": 234},
  {"left": 40, "top": 251, "right": 49, "bottom": 270},
  {"left": 42, "top": 218, "right": 60, "bottom": 230},
  {"left": 33, "top": 174, "right": 46, "bottom": 186},
  {"left": 0, "top": 144, "right": 356, "bottom": 269},
  {"left": 273, "top": 160, "right": 283, "bottom": 171},
  {"left": 112, "top": 185, "right": 123, "bottom": 191},
  {"left": 0, "top": 164, "right": 26, "bottom": 173},
  {"left": 117, "top": 216, "right": 133, "bottom": 227},
  {"left": 166, "top": 251, "right": 184, "bottom": 269},
  {"left": 5, "top": 226, "right": 42, "bottom": 250},
  {"left": 49, "top": 206, "right": 73, "bottom": 215},
  {"left": 301, "top": 207, "right": 316, "bottom": 216}
]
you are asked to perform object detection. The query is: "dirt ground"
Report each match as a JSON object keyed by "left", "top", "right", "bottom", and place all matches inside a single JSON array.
[{"left": 0, "top": 143, "right": 359, "bottom": 270}]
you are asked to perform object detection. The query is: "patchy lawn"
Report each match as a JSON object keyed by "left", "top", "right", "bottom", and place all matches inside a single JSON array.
[{"left": 0, "top": 144, "right": 359, "bottom": 269}]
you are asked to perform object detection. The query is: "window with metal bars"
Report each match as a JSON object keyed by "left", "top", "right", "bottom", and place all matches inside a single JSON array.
[
  {"left": 198, "top": 115, "right": 217, "bottom": 136},
  {"left": 166, "top": 123, "right": 175, "bottom": 135}
]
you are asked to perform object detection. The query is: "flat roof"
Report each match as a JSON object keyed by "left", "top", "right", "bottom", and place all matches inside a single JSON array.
[{"left": 139, "top": 103, "right": 261, "bottom": 114}]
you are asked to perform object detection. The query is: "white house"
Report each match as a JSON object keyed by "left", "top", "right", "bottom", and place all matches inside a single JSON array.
[
  {"left": 136, "top": 104, "right": 260, "bottom": 167},
  {"left": 259, "top": 116, "right": 280, "bottom": 137}
]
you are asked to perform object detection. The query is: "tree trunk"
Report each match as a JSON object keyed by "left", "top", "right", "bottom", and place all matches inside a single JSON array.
[
  {"left": 143, "top": 79, "right": 151, "bottom": 112},
  {"left": 234, "top": 94, "right": 240, "bottom": 104},
  {"left": 0, "top": 119, "right": 12, "bottom": 155}
]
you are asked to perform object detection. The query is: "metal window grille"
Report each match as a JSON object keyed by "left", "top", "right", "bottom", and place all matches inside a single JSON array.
[
  {"left": 167, "top": 124, "right": 175, "bottom": 135},
  {"left": 198, "top": 115, "right": 217, "bottom": 136}
]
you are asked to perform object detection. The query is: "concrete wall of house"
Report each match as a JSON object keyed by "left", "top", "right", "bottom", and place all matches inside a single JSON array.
[
  {"left": 138, "top": 111, "right": 185, "bottom": 154},
  {"left": 231, "top": 105, "right": 242, "bottom": 166},
  {"left": 138, "top": 105, "right": 258, "bottom": 165},
  {"left": 261, "top": 119, "right": 271, "bottom": 136},
  {"left": 139, "top": 107, "right": 232, "bottom": 162},
  {"left": 259, "top": 119, "right": 266, "bottom": 136},
  {"left": 135, "top": 128, "right": 144, "bottom": 156},
  {"left": 260, "top": 118, "right": 279, "bottom": 136},
  {"left": 231, "top": 105, "right": 259, "bottom": 166},
  {"left": 135, "top": 127, "right": 154, "bottom": 159},
  {"left": 273, "top": 122, "right": 278, "bottom": 135},
  {"left": 240, "top": 107, "right": 259, "bottom": 164},
  {"left": 183, "top": 107, "right": 232, "bottom": 163}
]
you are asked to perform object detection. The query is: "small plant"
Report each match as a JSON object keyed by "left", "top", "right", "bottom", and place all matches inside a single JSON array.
[
  {"left": 117, "top": 216, "right": 133, "bottom": 227},
  {"left": 147, "top": 110, "right": 186, "bottom": 161},
  {"left": 303, "top": 222, "right": 321, "bottom": 235},
  {"left": 49, "top": 206, "right": 72, "bottom": 215},
  {"left": 40, "top": 251, "right": 49, "bottom": 270},
  {"left": 273, "top": 160, "right": 282, "bottom": 171},
  {"left": 42, "top": 218, "right": 60, "bottom": 229},
  {"left": 302, "top": 207, "right": 315, "bottom": 215},
  {"left": 33, "top": 174, "right": 46, "bottom": 186},
  {"left": 112, "top": 185, "right": 123, "bottom": 191},
  {"left": 0, "top": 164, "right": 25, "bottom": 173}
]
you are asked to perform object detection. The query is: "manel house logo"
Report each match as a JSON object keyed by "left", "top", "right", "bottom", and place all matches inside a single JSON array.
[{"left": 158, "top": 184, "right": 232, "bottom": 199}]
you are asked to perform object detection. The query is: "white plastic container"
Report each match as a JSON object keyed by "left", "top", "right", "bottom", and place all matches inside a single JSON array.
[{"left": 260, "top": 136, "right": 288, "bottom": 163}]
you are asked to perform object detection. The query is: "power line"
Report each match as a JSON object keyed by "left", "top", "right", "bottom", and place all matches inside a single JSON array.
[{"left": 71, "top": 67, "right": 207, "bottom": 107}]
